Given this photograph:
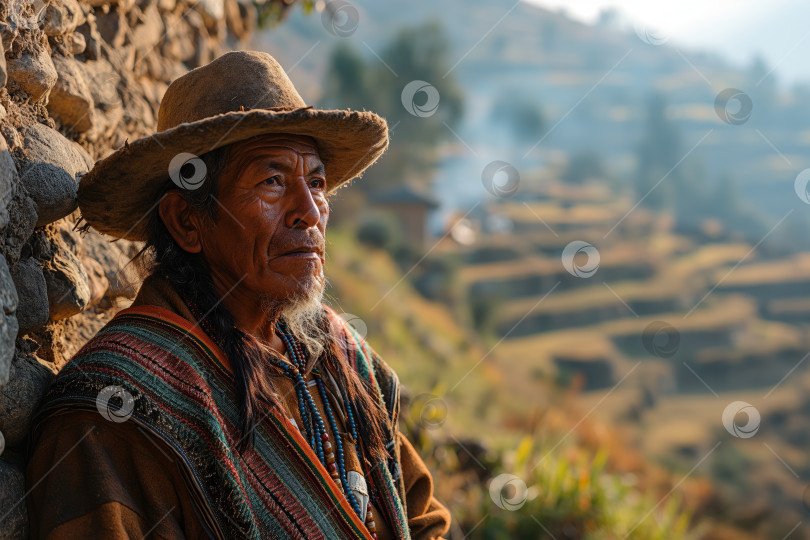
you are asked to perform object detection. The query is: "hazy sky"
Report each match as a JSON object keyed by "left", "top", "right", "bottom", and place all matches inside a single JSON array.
[{"left": 525, "top": 0, "right": 810, "bottom": 87}]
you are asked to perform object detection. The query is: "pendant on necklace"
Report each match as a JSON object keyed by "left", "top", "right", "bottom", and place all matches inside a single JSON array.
[{"left": 347, "top": 470, "right": 369, "bottom": 521}]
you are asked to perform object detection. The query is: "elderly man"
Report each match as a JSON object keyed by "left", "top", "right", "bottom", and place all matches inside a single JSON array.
[{"left": 25, "top": 51, "right": 451, "bottom": 539}]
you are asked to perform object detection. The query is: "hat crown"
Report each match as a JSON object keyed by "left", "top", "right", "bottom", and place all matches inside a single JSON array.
[{"left": 157, "top": 51, "right": 307, "bottom": 132}]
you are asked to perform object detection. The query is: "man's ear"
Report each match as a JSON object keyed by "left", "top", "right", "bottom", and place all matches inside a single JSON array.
[{"left": 158, "top": 190, "right": 204, "bottom": 254}]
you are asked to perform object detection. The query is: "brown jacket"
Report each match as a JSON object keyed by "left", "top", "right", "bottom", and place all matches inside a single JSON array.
[{"left": 26, "top": 275, "right": 451, "bottom": 539}]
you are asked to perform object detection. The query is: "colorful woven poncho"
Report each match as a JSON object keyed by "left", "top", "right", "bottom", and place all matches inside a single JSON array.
[{"left": 32, "top": 305, "right": 411, "bottom": 539}]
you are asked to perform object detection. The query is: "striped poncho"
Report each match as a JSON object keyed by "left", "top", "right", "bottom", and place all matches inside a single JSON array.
[{"left": 32, "top": 305, "right": 411, "bottom": 539}]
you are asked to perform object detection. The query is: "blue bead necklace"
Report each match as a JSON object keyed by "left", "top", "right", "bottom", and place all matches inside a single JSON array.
[{"left": 274, "top": 321, "right": 378, "bottom": 538}]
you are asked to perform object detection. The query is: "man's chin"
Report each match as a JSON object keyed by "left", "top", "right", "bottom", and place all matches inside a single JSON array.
[
  {"left": 259, "top": 277, "right": 325, "bottom": 317},
  {"left": 260, "top": 280, "right": 329, "bottom": 364}
]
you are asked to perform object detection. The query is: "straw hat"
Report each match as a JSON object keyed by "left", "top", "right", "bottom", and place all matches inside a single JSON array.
[{"left": 77, "top": 50, "right": 390, "bottom": 241}]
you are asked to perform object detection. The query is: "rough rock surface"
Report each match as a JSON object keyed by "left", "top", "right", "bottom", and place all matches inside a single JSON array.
[
  {"left": 0, "top": 257, "right": 17, "bottom": 387},
  {"left": 11, "top": 258, "right": 48, "bottom": 334},
  {"left": 0, "top": 184, "right": 37, "bottom": 267},
  {"left": 0, "top": 351, "right": 52, "bottom": 448},
  {"left": 42, "top": 0, "right": 86, "bottom": 37},
  {"left": 48, "top": 54, "right": 95, "bottom": 134},
  {"left": 82, "top": 230, "right": 137, "bottom": 299},
  {"left": 19, "top": 122, "right": 92, "bottom": 226},
  {"left": 0, "top": 41, "right": 6, "bottom": 89},
  {"left": 6, "top": 48, "right": 57, "bottom": 103},
  {"left": 0, "top": 458, "right": 27, "bottom": 540},
  {"left": 0, "top": 133, "right": 16, "bottom": 230},
  {"left": 42, "top": 230, "right": 90, "bottom": 320}
]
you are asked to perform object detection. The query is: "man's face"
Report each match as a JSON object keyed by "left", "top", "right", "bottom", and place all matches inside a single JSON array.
[{"left": 198, "top": 133, "right": 328, "bottom": 307}]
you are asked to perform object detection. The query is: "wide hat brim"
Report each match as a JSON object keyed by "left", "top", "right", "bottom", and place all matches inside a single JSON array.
[{"left": 78, "top": 106, "right": 389, "bottom": 241}]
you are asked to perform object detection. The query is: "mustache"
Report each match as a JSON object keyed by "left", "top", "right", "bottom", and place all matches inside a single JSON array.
[{"left": 268, "top": 231, "right": 326, "bottom": 257}]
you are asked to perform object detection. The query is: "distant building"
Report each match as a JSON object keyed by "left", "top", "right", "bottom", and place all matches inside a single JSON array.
[{"left": 371, "top": 186, "right": 440, "bottom": 249}]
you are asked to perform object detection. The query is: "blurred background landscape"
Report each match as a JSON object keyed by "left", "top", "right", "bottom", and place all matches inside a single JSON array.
[
  {"left": 4, "top": 0, "right": 810, "bottom": 537},
  {"left": 256, "top": 1, "right": 810, "bottom": 538}
]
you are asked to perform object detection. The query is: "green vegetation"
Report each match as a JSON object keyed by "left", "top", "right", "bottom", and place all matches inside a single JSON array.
[
  {"left": 477, "top": 441, "right": 690, "bottom": 540},
  {"left": 255, "top": 0, "right": 317, "bottom": 28}
]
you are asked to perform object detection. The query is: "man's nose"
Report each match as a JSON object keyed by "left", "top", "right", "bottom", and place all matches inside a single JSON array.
[{"left": 285, "top": 162, "right": 321, "bottom": 229}]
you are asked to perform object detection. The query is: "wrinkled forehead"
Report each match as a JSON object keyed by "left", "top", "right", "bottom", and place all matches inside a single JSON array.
[
  {"left": 230, "top": 133, "right": 321, "bottom": 159},
  {"left": 221, "top": 133, "right": 324, "bottom": 185}
]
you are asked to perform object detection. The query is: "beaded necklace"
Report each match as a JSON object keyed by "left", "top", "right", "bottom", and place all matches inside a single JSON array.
[
  {"left": 180, "top": 291, "right": 379, "bottom": 537},
  {"left": 273, "top": 320, "right": 378, "bottom": 539}
]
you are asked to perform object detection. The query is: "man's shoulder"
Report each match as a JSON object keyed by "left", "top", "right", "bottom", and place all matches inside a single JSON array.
[
  {"left": 32, "top": 307, "right": 236, "bottom": 463},
  {"left": 64, "top": 305, "right": 221, "bottom": 373},
  {"left": 39, "top": 307, "right": 222, "bottom": 424}
]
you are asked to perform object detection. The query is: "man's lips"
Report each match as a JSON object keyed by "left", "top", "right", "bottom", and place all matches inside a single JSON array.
[{"left": 272, "top": 248, "right": 325, "bottom": 264}]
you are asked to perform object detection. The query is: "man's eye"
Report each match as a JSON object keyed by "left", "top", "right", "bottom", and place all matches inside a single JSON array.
[
  {"left": 263, "top": 175, "right": 281, "bottom": 185},
  {"left": 310, "top": 178, "right": 326, "bottom": 190}
]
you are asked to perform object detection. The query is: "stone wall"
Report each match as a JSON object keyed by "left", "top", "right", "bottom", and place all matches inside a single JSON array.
[{"left": 0, "top": 0, "right": 258, "bottom": 535}]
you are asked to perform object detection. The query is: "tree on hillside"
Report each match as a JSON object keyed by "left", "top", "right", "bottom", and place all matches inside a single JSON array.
[
  {"left": 746, "top": 55, "right": 774, "bottom": 125},
  {"left": 488, "top": 91, "right": 546, "bottom": 143},
  {"left": 634, "top": 92, "right": 681, "bottom": 210},
  {"left": 323, "top": 43, "right": 376, "bottom": 113},
  {"left": 672, "top": 158, "right": 710, "bottom": 226},
  {"left": 562, "top": 150, "right": 604, "bottom": 184},
  {"left": 707, "top": 173, "right": 770, "bottom": 241},
  {"left": 321, "top": 19, "right": 465, "bottom": 194},
  {"left": 633, "top": 100, "right": 770, "bottom": 241},
  {"left": 372, "top": 19, "right": 465, "bottom": 192}
]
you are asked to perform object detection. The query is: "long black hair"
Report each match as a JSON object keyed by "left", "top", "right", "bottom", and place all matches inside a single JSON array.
[{"left": 133, "top": 143, "right": 390, "bottom": 458}]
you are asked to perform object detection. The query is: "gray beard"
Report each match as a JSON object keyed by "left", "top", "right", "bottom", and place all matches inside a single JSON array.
[{"left": 259, "top": 277, "right": 330, "bottom": 370}]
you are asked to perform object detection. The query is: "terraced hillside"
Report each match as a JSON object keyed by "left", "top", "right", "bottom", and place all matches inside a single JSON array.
[{"left": 424, "top": 179, "right": 810, "bottom": 537}]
